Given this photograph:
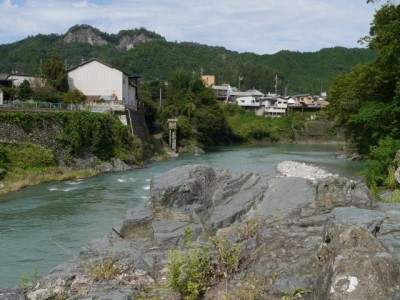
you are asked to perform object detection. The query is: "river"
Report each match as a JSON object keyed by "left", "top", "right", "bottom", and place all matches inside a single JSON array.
[{"left": 0, "top": 144, "right": 364, "bottom": 289}]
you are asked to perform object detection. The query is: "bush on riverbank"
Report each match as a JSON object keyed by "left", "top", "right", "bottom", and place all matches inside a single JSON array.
[
  {"left": 361, "top": 137, "right": 400, "bottom": 189},
  {"left": 0, "top": 142, "right": 99, "bottom": 193},
  {"left": 0, "top": 111, "right": 143, "bottom": 193},
  {"left": 0, "top": 111, "right": 142, "bottom": 165},
  {"left": 224, "top": 105, "right": 292, "bottom": 142}
]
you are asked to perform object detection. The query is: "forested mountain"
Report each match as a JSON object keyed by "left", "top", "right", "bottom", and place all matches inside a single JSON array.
[{"left": 0, "top": 25, "right": 377, "bottom": 94}]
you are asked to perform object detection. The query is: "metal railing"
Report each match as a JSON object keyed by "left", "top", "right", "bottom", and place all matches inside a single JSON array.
[{"left": 1, "top": 100, "right": 72, "bottom": 111}]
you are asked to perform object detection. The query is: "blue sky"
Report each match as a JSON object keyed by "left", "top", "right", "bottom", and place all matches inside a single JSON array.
[{"left": 0, "top": 0, "right": 382, "bottom": 55}]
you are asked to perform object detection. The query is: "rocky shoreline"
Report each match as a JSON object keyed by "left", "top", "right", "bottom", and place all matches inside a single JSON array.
[
  {"left": 276, "top": 160, "right": 336, "bottom": 181},
  {"left": 1, "top": 162, "right": 400, "bottom": 299}
]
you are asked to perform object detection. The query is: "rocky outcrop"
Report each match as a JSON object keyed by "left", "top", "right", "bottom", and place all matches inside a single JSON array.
[
  {"left": 63, "top": 25, "right": 164, "bottom": 50},
  {"left": 3, "top": 164, "right": 400, "bottom": 299},
  {"left": 117, "top": 33, "right": 156, "bottom": 51},
  {"left": 64, "top": 25, "right": 109, "bottom": 46}
]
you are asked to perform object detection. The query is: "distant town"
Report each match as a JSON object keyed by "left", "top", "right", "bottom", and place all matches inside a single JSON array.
[
  {"left": 203, "top": 75, "right": 329, "bottom": 117},
  {"left": 0, "top": 58, "right": 328, "bottom": 118}
]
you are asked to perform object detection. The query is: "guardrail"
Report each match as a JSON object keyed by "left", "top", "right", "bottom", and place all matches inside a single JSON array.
[{"left": 1, "top": 101, "right": 72, "bottom": 111}]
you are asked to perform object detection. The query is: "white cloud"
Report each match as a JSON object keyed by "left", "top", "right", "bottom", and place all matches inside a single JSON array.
[
  {"left": 73, "top": 1, "right": 97, "bottom": 8},
  {"left": 1, "top": 0, "right": 17, "bottom": 7},
  {"left": 0, "top": 0, "right": 382, "bottom": 54}
]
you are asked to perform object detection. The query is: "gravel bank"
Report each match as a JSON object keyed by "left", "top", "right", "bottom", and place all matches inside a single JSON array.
[{"left": 277, "top": 160, "right": 336, "bottom": 181}]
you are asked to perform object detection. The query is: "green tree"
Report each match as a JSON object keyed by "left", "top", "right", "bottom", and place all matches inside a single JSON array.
[
  {"left": 42, "top": 54, "right": 69, "bottom": 93},
  {"left": 18, "top": 80, "right": 33, "bottom": 100},
  {"left": 33, "top": 84, "right": 61, "bottom": 102},
  {"left": 63, "top": 89, "right": 86, "bottom": 108},
  {"left": 329, "top": 2, "right": 400, "bottom": 186},
  {"left": 161, "top": 68, "right": 226, "bottom": 146},
  {"left": 1, "top": 87, "right": 17, "bottom": 100}
]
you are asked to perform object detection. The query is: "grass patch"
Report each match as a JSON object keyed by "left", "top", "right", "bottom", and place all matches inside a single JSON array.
[
  {"left": 83, "top": 256, "right": 121, "bottom": 281},
  {"left": 0, "top": 167, "right": 98, "bottom": 194},
  {"left": 385, "top": 189, "right": 400, "bottom": 203}
]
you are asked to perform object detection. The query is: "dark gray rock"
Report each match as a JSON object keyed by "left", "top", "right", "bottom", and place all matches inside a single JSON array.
[
  {"left": 4, "top": 164, "right": 400, "bottom": 300},
  {"left": 96, "top": 158, "right": 133, "bottom": 173},
  {"left": 0, "top": 287, "right": 25, "bottom": 300},
  {"left": 315, "top": 176, "right": 376, "bottom": 213},
  {"left": 319, "top": 225, "right": 400, "bottom": 299},
  {"left": 323, "top": 207, "right": 385, "bottom": 242}
]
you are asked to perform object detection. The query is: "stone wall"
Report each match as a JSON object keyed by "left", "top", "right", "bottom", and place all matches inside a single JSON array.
[{"left": 295, "top": 120, "right": 345, "bottom": 144}]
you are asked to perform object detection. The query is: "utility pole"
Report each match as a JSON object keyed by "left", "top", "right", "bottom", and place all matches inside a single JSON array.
[
  {"left": 275, "top": 74, "right": 278, "bottom": 95},
  {"left": 238, "top": 76, "right": 243, "bottom": 91}
]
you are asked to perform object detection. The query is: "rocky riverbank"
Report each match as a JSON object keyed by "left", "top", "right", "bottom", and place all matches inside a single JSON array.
[
  {"left": 1, "top": 163, "right": 400, "bottom": 299},
  {"left": 276, "top": 160, "right": 336, "bottom": 181}
]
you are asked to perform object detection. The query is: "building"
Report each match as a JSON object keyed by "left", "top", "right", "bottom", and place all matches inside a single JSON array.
[
  {"left": 68, "top": 58, "right": 138, "bottom": 108},
  {"left": 0, "top": 74, "right": 13, "bottom": 88},
  {"left": 202, "top": 75, "right": 215, "bottom": 87},
  {"left": 236, "top": 96, "right": 261, "bottom": 111},
  {"left": 212, "top": 84, "right": 232, "bottom": 102},
  {"left": 0, "top": 73, "right": 42, "bottom": 88},
  {"left": 263, "top": 96, "right": 288, "bottom": 117},
  {"left": 293, "top": 94, "right": 314, "bottom": 106}
]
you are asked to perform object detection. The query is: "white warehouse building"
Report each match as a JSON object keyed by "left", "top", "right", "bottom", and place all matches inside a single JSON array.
[{"left": 68, "top": 58, "right": 138, "bottom": 108}]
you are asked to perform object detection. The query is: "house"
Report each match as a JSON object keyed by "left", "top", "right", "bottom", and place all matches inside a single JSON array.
[
  {"left": 212, "top": 84, "right": 232, "bottom": 102},
  {"left": 202, "top": 75, "right": 215, "bottom": 87},
  {"left": 293, "top": 94, "right": 314, "bottom": 106},
  {"left": 0, "top": 73, "right": 42, "bottom": 88},
  {"left": 8, "top": 74, "right": 41, "bottom": 88},
  {"left": 0, "top": 74, "right": 14, "bottom": 88},
  {"left": 236, "top": 96, "right": 261, "bottom": 111},
  {"left": 68, "top": 58, "right": 138, "bottom": 109},
  {"left": 231, "top": 88, "right": 264, "bottom": 101},
  {"left": 263, "top": 95, "right": 288, "bottom": 117}
]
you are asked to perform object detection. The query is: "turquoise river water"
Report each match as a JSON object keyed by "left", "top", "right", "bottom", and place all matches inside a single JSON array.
[{"left": 0, "top": 144, "right": 364, "bottom": 288}]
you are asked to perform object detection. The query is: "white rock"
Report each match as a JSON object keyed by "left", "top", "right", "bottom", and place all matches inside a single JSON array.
[{"left": 277, "top": 160, "right": 333, "bottom": 181}]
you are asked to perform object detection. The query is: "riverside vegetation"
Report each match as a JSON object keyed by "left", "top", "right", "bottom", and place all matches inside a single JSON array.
[
  {"left": 327, "top": 2, "right": 400, "bottom": 196},
  {"left": 0, "top": 111, "right": 142, "bottom": 194}
]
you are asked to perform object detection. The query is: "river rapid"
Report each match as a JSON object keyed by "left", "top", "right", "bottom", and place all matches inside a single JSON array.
[{"left": 0, "top": 144, "right": 364, "bottom": 288}]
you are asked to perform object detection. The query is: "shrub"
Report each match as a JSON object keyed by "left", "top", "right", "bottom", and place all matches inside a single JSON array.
[
  {"left": 210, "top": 235, "right": 241, "bottom": 279},
  {"left": 233, "top": 272, "right": 275, "bottom": 300},
  {"left": 84, "top": 256, "right": 120, "bottom": 281},
  {"left": 167, "top": 245, "right": 213, "bottom": 300},
  {"left": 167, "top": 230, "right": 242, "bottom": 299},
  {"left": 0, "top": 144, "right": 8, "bottom": 172},
  {"left": 362, "top": 137, "right": 400, "bottom": 187},
  {"left": 5, "top": 143, "right": 56, "bottom": 169}
]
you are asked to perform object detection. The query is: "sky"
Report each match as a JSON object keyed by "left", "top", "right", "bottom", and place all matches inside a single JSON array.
[{"left": 0, "top": 0, "right": 383, "bottom": 55}]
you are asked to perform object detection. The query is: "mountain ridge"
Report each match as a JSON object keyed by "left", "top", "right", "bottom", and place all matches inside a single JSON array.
[{"left": 0, "top": 25, "right": 377, "bottom": 94}]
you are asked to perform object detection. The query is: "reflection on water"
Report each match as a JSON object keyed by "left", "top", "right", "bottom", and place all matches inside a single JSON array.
[{"left": 0, "top": 144, "right": 363, "bottom": 288}]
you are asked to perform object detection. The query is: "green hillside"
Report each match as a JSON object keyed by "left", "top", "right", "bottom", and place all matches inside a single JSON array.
[{"left": 0, "top": 25, "right": 377, "bottom": 94}]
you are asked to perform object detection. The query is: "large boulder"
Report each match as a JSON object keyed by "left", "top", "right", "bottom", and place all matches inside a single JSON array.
[
  {"left": 4, "top": 164, "right": 400, "bottom": 300},
  {"left": 319, "top": 225, "right": 400, "bottom": 299}
]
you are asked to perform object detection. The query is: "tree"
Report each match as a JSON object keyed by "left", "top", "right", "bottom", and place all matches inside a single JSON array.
[
  {"left": 159, "top": 68, "right": 226, "bottom": 146},
  {"left": 33, "top": 84, "right": 61, "bottom": 102},
  {"left": 329, "top": 1, "right": 400, "bottom": 186},
  {"left": 18, "top": 80, "right": 33, "bottom": 100},
  {"left": 63, "top": 89, "right": 86, "bottom": 109},
  {"left": 42, "top": 54, "right": 69, "bottom": 93}
]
